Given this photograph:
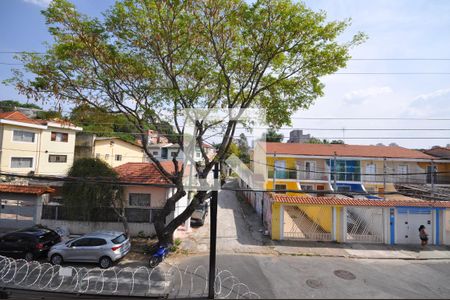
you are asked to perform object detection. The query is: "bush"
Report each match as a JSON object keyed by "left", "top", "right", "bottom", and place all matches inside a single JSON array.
[{"left": 170, "top": 238, "right": 182, "bottom": 252}]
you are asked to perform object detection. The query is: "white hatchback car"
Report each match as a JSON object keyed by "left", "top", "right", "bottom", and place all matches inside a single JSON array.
[{"left": 48, "top": 231, "right": 130, "bottom": 268}]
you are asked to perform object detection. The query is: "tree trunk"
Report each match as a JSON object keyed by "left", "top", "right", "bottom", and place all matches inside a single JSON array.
[
  {"left": 153, "top": 190, "right": 207, "bottom": 246},
  {"left": 119, "top": 214, "right": 130, "bottom": 237}
]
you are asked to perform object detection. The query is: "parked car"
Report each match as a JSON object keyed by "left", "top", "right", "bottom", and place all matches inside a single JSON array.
[
  {"left": 48, "top": 231, "right": 130, "bottom": 269},
  {"left": 0, "top": 225, "right": 61, "bottom": 261},
  {"left": 190, "top": 202, "right": 209, "bottom": 227}
]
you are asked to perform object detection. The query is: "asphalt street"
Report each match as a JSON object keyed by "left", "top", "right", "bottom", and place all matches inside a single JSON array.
[{"left": 174, "top": 254, "right": 450, "bottom": 299}]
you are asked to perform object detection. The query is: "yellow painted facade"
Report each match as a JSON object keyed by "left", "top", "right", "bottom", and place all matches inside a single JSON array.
[
  {"left": 271, "top": 202, "right": 281, "bottom": 240},
  {"left": 270, "top": 202, "right": 343, "bottom": 242},
  {"left": 94, "top": 138, "right": 146, "bottom": 168}
]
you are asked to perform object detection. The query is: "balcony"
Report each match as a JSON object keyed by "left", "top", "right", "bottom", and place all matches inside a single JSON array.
[
  {"left": 267, "top": 170, "right": 328, "bottom": 181},
  {"left": 268, "top": 170, "right": 297, "bottom": 180}
]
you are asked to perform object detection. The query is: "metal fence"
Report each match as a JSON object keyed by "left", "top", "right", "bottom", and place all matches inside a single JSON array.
[
  {"left": 283, "top": 205, "right": 332, "bottom": 241},
  {"left": 346, "top": 207, "right": 384, "bottom": 243},
  {"left": 41, "top": 205, "right": 160, "bottom": 223}
]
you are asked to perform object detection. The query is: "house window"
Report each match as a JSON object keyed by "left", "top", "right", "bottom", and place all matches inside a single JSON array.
[
  {"left": 11, "top": 157, "right": 33, "bottom": 168},
  {"left": 195, "top": 152, "right": 201, "bottom": 158},
  {"left": 301, "top": 185, "right": 313, "bottom": 191},
  {"left": 48, "top": 155, "right": 67, "bottom": 163},
  {"left": 13, "top": 130, "right": 35, "bottom": 143},
  {"left": 51, "top": 132, "right": 68, "bottom": 142},
  {"left": 161, "top": 148, "right": 168, "bottom": 159},
  {"left": 152, "top": 151, "right": 159, "bottom": 156},
  {"left": 171, "top": 152, "right": 178, "bottom": 158},
  {"left": 115, "top": 154, "right": 122, "bottom": 161},
  {"left": 274, "top": 184, "right": 286, "bottom": 194},
  {"left": 105, "top": 154, "right": 110, "bottom": 160},
  {"left": 95, "top": 153, "right": 101, "bottom": 159},
  {"left": 129, "top": 193, "right": 151, "bottom": 207}
]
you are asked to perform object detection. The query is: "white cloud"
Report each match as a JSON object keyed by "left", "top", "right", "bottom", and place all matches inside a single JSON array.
[
  {"left": 414, "top": 88, "right": 450, "bottom": 101},
  {"left": 23, "top": 0, "right": 52, "bottom": 8},
  {"left": 344, "top": 86, "right": 393, "bottom": 103},
  {"left": 405, "top": 88, "right": 450, "bottom": 118}
]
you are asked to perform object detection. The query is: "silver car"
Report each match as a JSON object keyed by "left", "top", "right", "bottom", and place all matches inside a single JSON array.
[{"left": 48, "top": 231, "right": 131, "bottom": 268}]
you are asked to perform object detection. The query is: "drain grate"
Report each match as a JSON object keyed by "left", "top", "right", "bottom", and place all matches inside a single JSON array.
[
  {"left": 333, "top": 270, "right": 356, "bottom": 280},
  {"left": 306, "top": 279, "right": 323, "bottom": 289}
]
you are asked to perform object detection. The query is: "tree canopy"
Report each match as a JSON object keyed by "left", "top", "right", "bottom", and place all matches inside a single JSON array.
[
  {"left": 6, "top": 0, "right": 364, "bottom": 243},
  {"left": 62, "top": 158, "right": 121, "bottom": 214},
  {"left": 264, "top": 128, "right": 284, "bottom": 142}
]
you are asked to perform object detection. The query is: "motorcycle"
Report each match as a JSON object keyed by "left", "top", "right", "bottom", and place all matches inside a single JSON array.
[{"left": 148, "top": 244, "right": 170, "bottom": 268}]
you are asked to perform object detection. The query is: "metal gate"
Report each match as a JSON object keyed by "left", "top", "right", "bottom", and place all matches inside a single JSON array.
[
  {"left": 283, "top": 205, "right": 332, "bottom": 241},
  {"left": 346, "top": 207, "right": 384, "bottom": 243},
  {"left": 0, "top": 198, "right": 36, "bottom": 229}
]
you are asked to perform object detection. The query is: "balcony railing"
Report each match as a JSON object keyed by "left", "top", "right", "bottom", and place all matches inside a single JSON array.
[
  {"left": 267, "top": 170, "right": 328, "bottom": 181},
  {"left": 268, "top": 170, "right": 297, "bottom": 180},
  {"left": 265, "top": 170, "right": 448, "bottom": 184}
]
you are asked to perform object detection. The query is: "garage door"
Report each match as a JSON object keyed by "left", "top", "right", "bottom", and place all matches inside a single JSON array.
[
  {"left": 0, "top": 198, "right": 36, "bottom": 229},
  {"left": 396, "top": 208, "right": 433, "bottom": 244}
]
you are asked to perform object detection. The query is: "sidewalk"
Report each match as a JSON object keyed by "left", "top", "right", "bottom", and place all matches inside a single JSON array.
[{"left": 270, "top": 240, "right": 450, "bottom": 260}]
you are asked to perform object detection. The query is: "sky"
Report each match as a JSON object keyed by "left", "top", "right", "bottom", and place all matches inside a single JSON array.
[{"left": 0, "top": 0, "right": 450, "bottom": 149}]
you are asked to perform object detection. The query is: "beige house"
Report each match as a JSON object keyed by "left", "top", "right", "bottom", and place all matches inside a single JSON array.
[
  {"left": 0, "top": 111, "right": 82, "bottom": 176},
  {"left": 75, "top": 134, "right": 147, "bottom": 168}
]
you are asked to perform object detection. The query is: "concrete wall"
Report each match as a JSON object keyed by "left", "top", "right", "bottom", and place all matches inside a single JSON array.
[{"left": 41, "top": 219, "right": 157, "bottom": 236}]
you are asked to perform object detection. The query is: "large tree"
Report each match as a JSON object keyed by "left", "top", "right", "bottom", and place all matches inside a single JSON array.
[{"left": 6, "top": 0, "right": 364, "bottom": 244}]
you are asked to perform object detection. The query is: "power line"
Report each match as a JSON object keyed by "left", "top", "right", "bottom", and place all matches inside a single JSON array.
[
  {"left": 3, "top": 51, "right": 450, "bottom": 61},
  {"left": 335, "top": 72, "right": 450, "bottom": 75},
  {"left": 289, "top": 117, "right": 450, "bottom": 120}
]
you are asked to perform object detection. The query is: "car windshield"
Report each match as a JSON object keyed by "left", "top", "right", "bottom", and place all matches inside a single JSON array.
[
  {"left": 112, "top": 234, "right": 127, "bottom": 244},
  {"left": 65, "top": 238, "right": 75, "bottom": 245}
]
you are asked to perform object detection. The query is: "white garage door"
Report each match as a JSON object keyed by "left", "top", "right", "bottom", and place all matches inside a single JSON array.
[{"left": 396, "top": 208, "right": 433, "bottom": 244}]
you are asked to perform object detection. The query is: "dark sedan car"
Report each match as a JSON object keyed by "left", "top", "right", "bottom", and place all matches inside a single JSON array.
[
  {"left": 0, "top": 225, "right": 61, "bottom": 261},
  {"left": 190, "top": 202, "right": 209, "bottom": 227}
]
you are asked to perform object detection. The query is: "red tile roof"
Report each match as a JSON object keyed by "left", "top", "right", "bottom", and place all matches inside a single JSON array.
[
  {"left": 0, "top": 184, "right": 55, "bottom": 195},
  {"left": 0, "top": 111, "right": 44, "bottom": 125},
  {"left": 0, "top": 111, "right": 78, "bottom": 128},
  {"left": 114, "top": 162, "right": 177, "bottom": 186},
  {"left": 261, "top": 142, "right": 434, "bottom": 160},
  {"left": 271, "top": 194, "right": 450, "bottom": 208}
]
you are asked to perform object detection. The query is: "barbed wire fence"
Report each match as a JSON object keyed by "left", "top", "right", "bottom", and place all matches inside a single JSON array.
[{"left": 0, "top": 255, "right": 260, "bottom": 299}]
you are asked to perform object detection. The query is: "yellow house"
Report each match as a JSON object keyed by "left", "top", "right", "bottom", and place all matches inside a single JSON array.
[
  {"left": 75, "top": 134, "right": 147, "bottom": 168},
  {"left": 0, "top": 111, "right": 82, "bottom": 176},
  {"left": 253, "top": 141, "right": 447, "bottom": 241}
]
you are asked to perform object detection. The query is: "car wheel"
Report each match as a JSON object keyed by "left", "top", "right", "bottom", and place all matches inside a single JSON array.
[
  {"left": 24, "top": 252, "right": 34, "bottom": 262},
  {"left": 99, "top": 256, "right": 112, "bottom": 269},
  {"left": 50, "top": 254, "right": 63, "bottom": 266}
]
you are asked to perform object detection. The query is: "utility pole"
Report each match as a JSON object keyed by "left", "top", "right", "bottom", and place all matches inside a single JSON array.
[
  {"left": 431, "top": 160, "right": 435, "bottom": 198},
  {"left": 383, "top": 158, "right": 387, "bottom": 200},
  {"left": 208, "top": 162, "right": 219, "bottom": 299},
  {"left": 272, "top": 152, "right": 277, "bottom": 189},
  {"left": 333, "top": 152, "right": 337, "bottom": 191}
]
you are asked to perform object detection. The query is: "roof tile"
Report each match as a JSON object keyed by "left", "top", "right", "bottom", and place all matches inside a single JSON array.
[
  {"left": 261, "top": 142, "right": 434, "bottom": 160},
  {"left": 0, "top": 184, "right": 55, "bottom": 195},
  {"left": 114, "top": 161, "right": 182, "bottom": 186},
  {"left": 271, "top": 194, "right": 450, "bottom": 208}
]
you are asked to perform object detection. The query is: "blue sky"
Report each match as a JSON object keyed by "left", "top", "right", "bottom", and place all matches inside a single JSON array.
[{"left": 1, "top": 0, "right": 450, "bottom": 148}]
